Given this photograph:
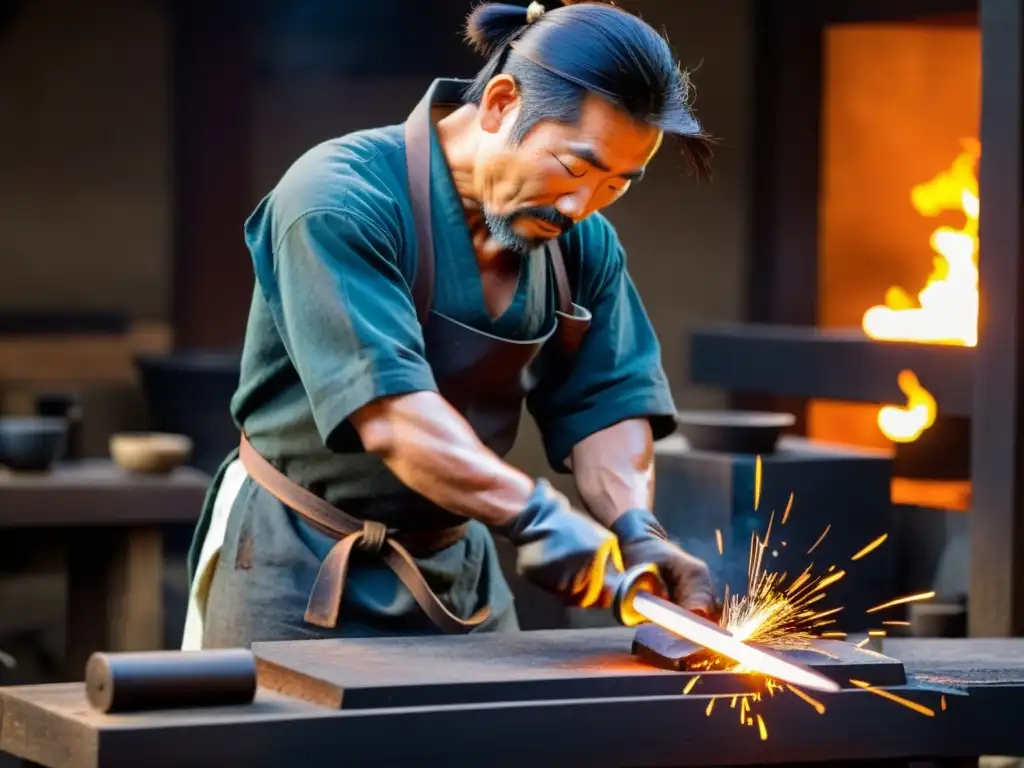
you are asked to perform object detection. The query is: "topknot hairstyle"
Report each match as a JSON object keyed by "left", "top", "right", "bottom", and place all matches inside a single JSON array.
[{"left": 462, "top": 1, "right": 713, "bottom": 178}]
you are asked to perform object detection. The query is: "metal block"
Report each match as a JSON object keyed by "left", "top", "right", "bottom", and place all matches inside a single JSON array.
[{"left": 653, "top": 434, "right": 895, "bottom": 631}]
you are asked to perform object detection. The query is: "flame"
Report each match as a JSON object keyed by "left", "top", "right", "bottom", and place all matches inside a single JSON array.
[
  {"left": 877, "top": 370, "right": 937, "bottom": 442},
  {"left": 862, "top": 140, "right": 979, "bottom": 442}
]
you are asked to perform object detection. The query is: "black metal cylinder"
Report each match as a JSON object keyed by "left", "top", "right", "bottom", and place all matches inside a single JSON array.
[{"left": 85, "top": 649, "right": 257, "bottom": 714}]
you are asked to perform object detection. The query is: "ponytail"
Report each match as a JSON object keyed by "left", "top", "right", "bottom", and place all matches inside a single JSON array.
[{"left": 465, "top": 2, "right": 572, "bottom": 57}]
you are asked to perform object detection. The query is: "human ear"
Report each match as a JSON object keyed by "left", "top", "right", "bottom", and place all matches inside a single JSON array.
[{"left": 479, "top": 74, "right": 520, "bottom": 135}]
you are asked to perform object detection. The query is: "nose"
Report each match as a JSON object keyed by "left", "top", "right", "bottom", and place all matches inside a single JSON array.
[{"left": 556, "top": 186, "right": 598, "bottom": 220}]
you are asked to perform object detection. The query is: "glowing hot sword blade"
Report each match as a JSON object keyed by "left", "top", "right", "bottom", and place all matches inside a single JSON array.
[{"left": 633, "top": 592, "right": 841, "bottom": 693}]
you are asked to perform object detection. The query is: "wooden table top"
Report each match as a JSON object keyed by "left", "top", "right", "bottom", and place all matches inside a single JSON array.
[
  {"left": 1, "top": 635, "right": 1022, "bottom": 768},
  {"left": 0, "top": 460, "right": 210, "bottom": 527}
]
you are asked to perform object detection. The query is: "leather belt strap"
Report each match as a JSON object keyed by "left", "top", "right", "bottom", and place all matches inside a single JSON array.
[{"left": 239, "top": 436, "right": 490, "bottom": 633}]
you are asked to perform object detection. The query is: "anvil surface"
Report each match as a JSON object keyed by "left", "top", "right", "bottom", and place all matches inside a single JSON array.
[
  {"left": 3, "top": 635, "right": 1024, "bottom": 768},
  {"left": 252, "top": 626, "right": 905, "bottom": 709}
]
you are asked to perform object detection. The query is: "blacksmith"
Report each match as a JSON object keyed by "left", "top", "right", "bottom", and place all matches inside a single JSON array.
[{"left": 183, "top": 0, "right": 716, "bottom": 648}]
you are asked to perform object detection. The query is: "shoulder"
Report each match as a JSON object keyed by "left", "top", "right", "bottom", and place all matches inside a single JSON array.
[
  {"left": 557, "top": 212, "right": 626, "bottom": 301},
  {"left": 246, "top": 124, "right": 412, "bottom": 263}
]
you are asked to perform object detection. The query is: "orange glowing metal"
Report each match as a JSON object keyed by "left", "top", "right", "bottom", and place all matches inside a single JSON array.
[{"left": 632, "top": 593, "right": 840, "bottom": 693}]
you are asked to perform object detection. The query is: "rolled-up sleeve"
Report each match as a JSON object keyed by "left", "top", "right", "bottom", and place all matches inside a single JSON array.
[
  {"left": 526, "top": 216, "right": 677, "bottom": 472},
  {"left": 256, "top": 208, "right": 437, "bottom": 444}
]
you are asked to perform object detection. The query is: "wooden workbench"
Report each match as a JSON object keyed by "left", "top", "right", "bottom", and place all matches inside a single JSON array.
[
  {"left": 0, "top": 462, "right": 209, "bottom": 678},
  {"left": 0, "top": 634, "right": 1021, "bottom": 767}
]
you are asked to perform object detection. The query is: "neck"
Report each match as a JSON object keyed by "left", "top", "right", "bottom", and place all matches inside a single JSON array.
[{"left": 435, "top": 105, "right": 506, "bottom": 261}]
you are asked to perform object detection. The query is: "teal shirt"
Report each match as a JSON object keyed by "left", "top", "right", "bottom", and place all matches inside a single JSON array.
[{"left": 231, "top": 79, "right": 677, "bottom": 532}]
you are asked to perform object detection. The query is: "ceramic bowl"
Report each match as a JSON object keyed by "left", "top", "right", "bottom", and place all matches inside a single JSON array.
[
  {"left": 109, "top": 432, "right": 193, "bottom": 474},
  {"left": 0, "top": 417, "right": 69, "bottom": 472},
  {"left": 674, "top": 410, "right": 796, "bottom": 455}
]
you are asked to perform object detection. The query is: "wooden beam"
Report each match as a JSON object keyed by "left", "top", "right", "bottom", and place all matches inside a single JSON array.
[
  {"left": 170, "top": 0, "right": 254, "bottom": 350},
  {"left": 821, "top": 0, "right": 977, "bottom": 24},
  {"left": 970, "top": 0, "right": 1024, "bottom": 636},
  {"left": 735, "top": 0, "right": 825, "bottom": 432}
]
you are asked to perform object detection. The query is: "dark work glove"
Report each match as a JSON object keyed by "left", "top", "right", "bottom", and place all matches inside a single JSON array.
[
  {"left": 498, "top": 480, "right": 622, "bottom": 608},
  {"left": 611, "top": 509, "right": 717, "bottom": 618}
]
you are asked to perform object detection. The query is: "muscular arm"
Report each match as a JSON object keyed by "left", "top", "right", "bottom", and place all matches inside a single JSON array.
[
  {"left": 350, "top": 391, "right": 534, "bottom": 528},
  {"left": 570, "top": 418, "right": 655, "bottom": 528}
]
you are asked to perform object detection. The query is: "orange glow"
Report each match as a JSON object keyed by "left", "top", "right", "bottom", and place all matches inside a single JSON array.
[
  {"left": 862, "top": 139, "right": 979, "bottom": 346},
  {"left": 877, "top": 370, "right": 937, "bottom": 443},
  {"left": 863, "top": 140, "right": 979, "bottom": 441}
]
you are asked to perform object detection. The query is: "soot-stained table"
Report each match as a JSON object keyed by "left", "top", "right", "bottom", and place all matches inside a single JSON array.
[
  {"left": 1, "top": 630, "right": 1022, "bottom": 767},
  {"left": 0, "top": 461, "right": 209, "bottom": 678}
]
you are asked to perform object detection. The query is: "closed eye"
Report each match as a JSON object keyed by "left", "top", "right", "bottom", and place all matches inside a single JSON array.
[{"left": 551, "top": 153, "right": 586, "bottom": 178}]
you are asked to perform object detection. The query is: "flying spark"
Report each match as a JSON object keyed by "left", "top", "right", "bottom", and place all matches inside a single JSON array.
[
  {"left": 807, "top": 525, "right": 831, "bottom": 554},
  {"left": 851, "top": 533, "right": 888, "bottom": 561},
  {"left": 754, "top": 455, "right": 763, "bottom": 510},
  {"left": 782, "top": 493, "right": 794, "bottom": 524},
  {"left": 849, "top": 679, "right": 935, "bottom": 717},
  {"left": 866, "top": 591, "right": 936, "bottom": 614},
  {"left": 691, "top": 466, "right": 938, "bottom": 741}
]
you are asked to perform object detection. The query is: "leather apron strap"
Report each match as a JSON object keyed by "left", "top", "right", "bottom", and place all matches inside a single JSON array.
[{"left": 239, "top": 436, "right": 489, "bottom": 633}]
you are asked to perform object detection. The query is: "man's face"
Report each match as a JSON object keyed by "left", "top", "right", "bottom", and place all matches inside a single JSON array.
[{"left": 474, "top": 75, "right": 663, "bottom": 254}]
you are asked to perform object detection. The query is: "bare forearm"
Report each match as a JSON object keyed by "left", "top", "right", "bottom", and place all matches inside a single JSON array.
[
  {"left": 350, "top": 391, "right": 533, "bottom": 527},
  {"left": 571, "top": 418, "right": 655, "bottom": 528}
]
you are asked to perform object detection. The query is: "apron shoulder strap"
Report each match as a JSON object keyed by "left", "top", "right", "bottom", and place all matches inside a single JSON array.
[
  {"left": 548, "top": 239, "right": 573, "bottom": 315},
  {"left": 404, "top": 104, "right": 435, "bottom": 323}
]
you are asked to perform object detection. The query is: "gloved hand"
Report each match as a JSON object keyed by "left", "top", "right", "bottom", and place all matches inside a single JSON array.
[
  {"left": 498, "top": 480, "right": 623, "bottom": 608},
  {"left": 611, "top": 509, "right": 717, "bottom": 618}
]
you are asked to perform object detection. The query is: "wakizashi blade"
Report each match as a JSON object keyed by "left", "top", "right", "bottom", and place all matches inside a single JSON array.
[{"left": 632, "top": 592, "right": 841, "bottom": 693}]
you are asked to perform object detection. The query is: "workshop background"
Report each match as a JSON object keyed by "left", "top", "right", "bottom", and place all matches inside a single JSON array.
[{"left": 0, "top": 0, "right": 989, "bottom": 721}]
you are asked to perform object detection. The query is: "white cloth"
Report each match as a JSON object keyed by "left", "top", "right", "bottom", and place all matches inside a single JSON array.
[{"left": 180, "top": 459, "right": 248, "bottom": 651}]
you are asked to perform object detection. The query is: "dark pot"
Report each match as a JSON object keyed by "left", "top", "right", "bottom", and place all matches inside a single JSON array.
[
  {"left": 0, "top": 417, "right": 69, "bottom": 472},
  {"left": 135, "top": 351, "right": 242, "bottom": 475},
  {"left": 674, "top": 410, "right": 796, "bottom": 455}
]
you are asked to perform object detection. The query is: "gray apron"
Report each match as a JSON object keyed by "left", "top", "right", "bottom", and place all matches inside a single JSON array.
[{"left": 200, "top": 83, "right": 590, "bottom": 643}]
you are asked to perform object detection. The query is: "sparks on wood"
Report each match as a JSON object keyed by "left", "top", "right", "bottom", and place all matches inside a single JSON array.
[
  {"left": 787, "top": 685, "right": 826, "bottom": 715},
  {"left": 849, "top": 679, "right": 936, "bottom": 716}
]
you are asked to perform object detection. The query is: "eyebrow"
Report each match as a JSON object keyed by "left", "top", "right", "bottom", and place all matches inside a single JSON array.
[{"left": 567, "top": 143, "right": 646, "bottom": 182}]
